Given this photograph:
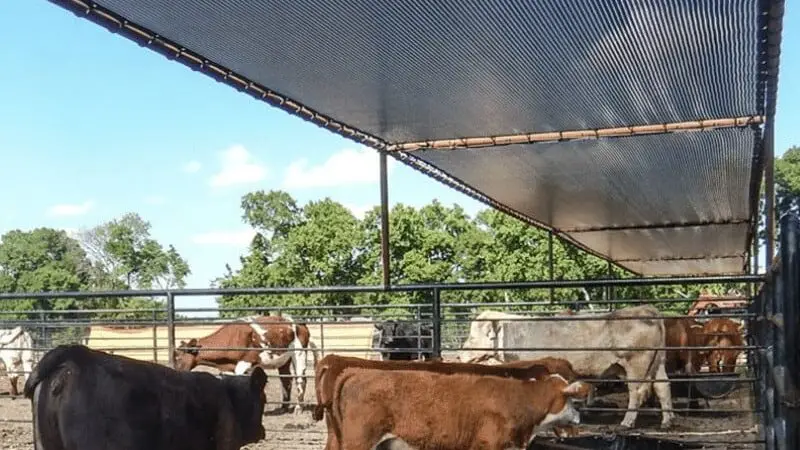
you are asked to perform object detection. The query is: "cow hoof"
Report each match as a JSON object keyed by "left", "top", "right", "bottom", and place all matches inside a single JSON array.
[{"left": 660, "top": 420, "right": 674, "bottom": 430}]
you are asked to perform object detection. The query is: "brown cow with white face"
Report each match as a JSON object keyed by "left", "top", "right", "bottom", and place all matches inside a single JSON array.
[
  {"left": 702, "top": 318, "right": 744, "bottom": 373},
  {"left": 333, "top": 367, "right": 590, "bottom": 450}
]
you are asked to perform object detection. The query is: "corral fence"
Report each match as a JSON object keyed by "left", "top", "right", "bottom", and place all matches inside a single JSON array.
[{"left": 1, "top": 217, "right": 799, "bottom": 449}]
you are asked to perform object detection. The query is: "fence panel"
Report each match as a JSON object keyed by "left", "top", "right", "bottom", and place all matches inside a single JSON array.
[{"left": 0, "top": 266, "right": 789, "bottom": 449}]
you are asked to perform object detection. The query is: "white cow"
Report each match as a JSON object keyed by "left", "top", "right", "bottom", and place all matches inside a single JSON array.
[
  {"left": 457, "top": 305, "right": 674, "bottom": 429},
  {"left": 0, "top": 327, "right": 36, "bottom": 397}
]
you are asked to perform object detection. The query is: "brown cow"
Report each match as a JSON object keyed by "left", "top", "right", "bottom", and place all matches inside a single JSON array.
[
  {"left": 664, "top": 317, "right": 707, "bottom": 375},
  {"left": 702, "top": 318, "right": 744, "bottom": 373},
  {"left": 173, "top": 323, "right": 291, "bottom": 374},
  {"left": 313, "top": 355, "right": 579, "bottom": 450},
  {"left": 240, "top": 314, "right": 320, "bottom": 413},
  {"left": 333, "top": 368, "right": 591, "bottom": 450}
]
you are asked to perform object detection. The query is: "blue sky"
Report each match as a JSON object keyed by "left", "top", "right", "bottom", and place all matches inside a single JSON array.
[{"left": 0, "top": 2, "right": 798, "bottom": 315}]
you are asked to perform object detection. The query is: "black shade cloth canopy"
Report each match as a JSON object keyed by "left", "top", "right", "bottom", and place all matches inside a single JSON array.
[{"left": 45, "top": 0, "right": 782, "bottom": 275}]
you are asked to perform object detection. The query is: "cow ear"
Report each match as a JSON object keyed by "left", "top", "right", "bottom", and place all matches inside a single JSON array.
[
  {"left": 374, "top": 323, "right": 383, "bottom": 331},
  {"left": 250, "top": 367, "right": 267, "bottom": 390},
  {"left": 187, "top": 338, "right": 198, "bottom": 346}
]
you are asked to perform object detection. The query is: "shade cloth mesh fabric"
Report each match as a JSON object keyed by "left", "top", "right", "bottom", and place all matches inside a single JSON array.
[{"left": 50, "top": 0, "right": 769, "bottom": 274}]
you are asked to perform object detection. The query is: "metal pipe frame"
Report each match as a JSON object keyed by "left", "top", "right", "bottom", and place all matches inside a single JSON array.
[{"left": 0, "top": 283, "right": 775, "bottom": 448}]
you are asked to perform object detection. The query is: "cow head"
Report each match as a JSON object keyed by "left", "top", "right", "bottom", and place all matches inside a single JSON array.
[
  {"left": 533, "top": 375, "right": 591, "bottom": 435},
  {"left": 174, "top": 339, "right": 202, "bottom": 371},
  {"left": 375, "top": 321, "right": 433, "bottom": 360},
  {"left": 220, "top": 366, "right": 268, "bottom": 445}
]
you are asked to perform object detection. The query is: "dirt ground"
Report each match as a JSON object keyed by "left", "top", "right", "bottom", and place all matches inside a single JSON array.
[{"left": 0, "top": 371, "right": 759, "bottom": 450}]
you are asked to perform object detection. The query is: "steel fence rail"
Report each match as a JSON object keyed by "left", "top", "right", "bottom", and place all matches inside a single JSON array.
[{"left": 0, "top": 272, "right": 776, "bottom": 448}]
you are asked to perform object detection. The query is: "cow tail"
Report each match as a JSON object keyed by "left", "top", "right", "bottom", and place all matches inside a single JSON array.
[
  {"left": 23, "top": 344, "right": 83, "bottom": 399},
  {"left": 307, "top": 339, "right": 321, "bottom": 366},
  {"left": 311, "top": 361, "right": 331, "bottom": 421}
]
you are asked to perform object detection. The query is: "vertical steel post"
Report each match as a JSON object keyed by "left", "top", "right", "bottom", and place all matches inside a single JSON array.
[
  {"left": 548, "top": 232, "right": 554, "bottom": 302},
  {"left": 166, "top": 292, "right": 176, "bottom": 368},
  {"left": 152, "top": 308, "right": 158, "bottom": 364},
  {"left": 431, "top": 288, "right": 442, "bottom": 358},
  {"left": 778, "top": 213, "right": 799, "bottom": 450},
  {"left": 765, "top": 120, "right": 776, "bottom": 272},
  {"left": 379, "top": 151, "right": 391, "bottom": 289},
  {"left": 607, "top": 260, "right": 614, "bottom": 310}
]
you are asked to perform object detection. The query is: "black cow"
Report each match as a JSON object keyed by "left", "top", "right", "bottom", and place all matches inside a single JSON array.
[
  {"left": 374, "top": 320, "right": 434, "bottom": 360},
  {"left": 24, "top": 344, "right": 268, "bottom": 450}
]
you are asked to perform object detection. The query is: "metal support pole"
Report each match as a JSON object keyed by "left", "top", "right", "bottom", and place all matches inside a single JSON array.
[
  {"left": 152, "top": 308, "right": 158, "bottom": 364},
  {"left": 754, "top": 227, "right": 761, "bottom": 275},
  {"left": 166, "top": 292, "right": 176, "bottom": 368},
  {"left": 432, "top": 288, "right": 442, "bottom": 358},
  {"left": 548, "top": 232, "right": 554, "bottom": 302},
  {"left": 379, "top": 151, "right": 391, "bottom": 289},
  {"left": 765, "top": 123, "right": 776, "bottom": 272},
  {"left": 778, "top": 213, "right": 800, "bottom": 450},
  {"left": 607, "top": 260, "right": 614, "bottom": 310}
]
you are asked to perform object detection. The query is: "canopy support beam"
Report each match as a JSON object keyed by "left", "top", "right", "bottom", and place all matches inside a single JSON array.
[{"left": 385, "top": 116, "right": 764, "bottom": 152}]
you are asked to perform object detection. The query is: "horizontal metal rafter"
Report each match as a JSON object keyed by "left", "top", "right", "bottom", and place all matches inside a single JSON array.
[
  {"left": 386, "top": 116, "right": 764, "bottom": 152},
  {"left": 614, "top": 255, "right": 744, "bottom": 263},
  {"left": 565, "top": 219, "right": 751, "bottom": 233}
]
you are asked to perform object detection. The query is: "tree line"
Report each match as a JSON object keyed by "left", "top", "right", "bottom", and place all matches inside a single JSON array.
[{"left": 1, "top": 146, "right": 798, "bottom": 324}]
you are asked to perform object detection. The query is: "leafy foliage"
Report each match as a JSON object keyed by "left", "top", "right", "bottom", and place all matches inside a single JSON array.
[
  {"left": 0, "top": 214, "right": 190, "bottom": 343},
  {"left": 215, "top": 186, "right": 760, "bottom": 319}
]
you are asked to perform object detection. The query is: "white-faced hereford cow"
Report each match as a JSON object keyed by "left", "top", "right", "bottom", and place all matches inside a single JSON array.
[
  {"left": 333, "top": 367, "right": 591, "bottom": 450},
  {"left": 175, "top": 315, "right": 319, "bottom": 414},
  {"left": 0, "top": 326, "right": 36, "bottom": 398},
  {"left": 240, "top": 315, "right": 320, "bottom": 413},
  {"left": 457, "top": 305, "right": 675, "bottom": 429}
]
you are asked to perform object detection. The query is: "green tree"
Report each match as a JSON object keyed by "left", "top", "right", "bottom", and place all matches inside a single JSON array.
[
  {"left": 216, "top": 190, "right": 366, "bottom": 317},
  {"left": 76, "top": 213, "right": 191, "bottom": 322},
  {"left": 78, "top": 213, "right": 190, "bottom": 290}
]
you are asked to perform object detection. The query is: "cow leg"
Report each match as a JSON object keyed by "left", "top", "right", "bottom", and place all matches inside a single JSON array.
[
  {"left": 8, "top": 375, "right": 18, "bottom": 398},
  {"left": 8, "top": 359, "right": 22, "bottom": 398},
  {"left": 290, "top": 342, "right": 308, "bottom": 415},
  {"left": 651, "top": 362, "right": 675, "bottom": 429},
  {"left": 278, "top": 363, "right": 292, "bottom": 412}
]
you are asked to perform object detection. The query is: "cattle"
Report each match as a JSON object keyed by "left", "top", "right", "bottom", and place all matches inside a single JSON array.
[
  {"left": 374, "top": 320, "right": 433, "bottom": 360},
  {"left": 175, "top": 315, "right": 319, "bottom": 414},
  {"left": 0, "top": 326, "right": 36, "bottom": 398},
  {"left": 239, "top": 314, "right": 320, "bottom": 413},
  {"left": 332, "top": 367, "right": 591, "bottom": 450},
  {"left": 457, "top": 305, "right": 675, "bottom": 429},
  {"left": 702, "top": 318, "right": 744, "bottom": 373},
  {"left": 312, "top": 354, "right": 579, "bottom": 450},
  {"left": 24, "top": 344, "right": 268, "bottom": 450},
  {"left": 664, "top": 317, "right": 707, "bottom": 375}
]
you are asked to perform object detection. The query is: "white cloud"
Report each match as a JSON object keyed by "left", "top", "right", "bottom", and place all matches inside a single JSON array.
[
  {"left": 209, "top": 145, "right": 268, "bottom": 188},
  {"left": 183, "top": 160, "right": 202, "bottom": 173},
  {"left": 143, "top": 195, "right": 167, "bottom": 205},
  {"left": 191, "top": 229, "right": 257, "bottom": 246},
  {"left": 283, "top": 147, "right": 396, "bottom": 189},
  {"left": 47, "top": 200, "right": 95, "bottom": 217}
]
